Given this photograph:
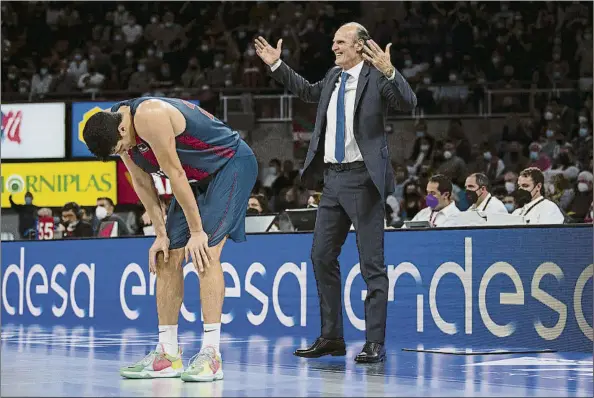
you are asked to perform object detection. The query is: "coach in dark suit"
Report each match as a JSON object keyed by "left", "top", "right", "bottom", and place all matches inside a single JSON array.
[{"left": 255, "top": 22, "right": 416, "bottom": 363}]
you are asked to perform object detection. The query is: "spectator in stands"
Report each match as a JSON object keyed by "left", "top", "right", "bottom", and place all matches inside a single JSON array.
[
  {"left": 527, "top": 142, "right": 552, "bottom": 171},
  {"left": 247, "top": 194, "right": 270, "bottom": 214},
  {"left": 512, "top": 167, "right": 565, "bottom": 224},
  {"left": 572, "top": 110, "right": 593, "bottom": 166},
  {"left": 464, "top": 173, "right": 508, "bottom": 214},
  {"left": 307, "top": 192, "right": 322, "bottom": 208},
  {"left": 436, "top": 140, "right": 468, "bottom": 187},
  {"left": 568, "top": 171, "right": 594, "bottom": 222},
  {"left": 548, "top": 174, "right": 575, "bottom": 212},
  {"left": 9, "top": 192, "right": 37, "bottom": 239},
  {"left": 58, "top": 202, "right": 94, "bottom": 239},
  {"left": 128, "top": 60, "right": 154, "bottom": 94},
  {"left": 502, "top": 193, "right": 517, "bottom": 214},
  {"left": 503, "top": 171, "right": 519, "bottom": 195},
  {"left": 30, "top": 64, "right": 53, "bottom": 99},
  {"left": 95, "top": 197, "right": 131, "bottom": 237},
  {"left": 409, "top": 119, "right": 435, "bottom": 163},
  {"left": 271, "top": 159, "right": 298, "bottom": 198},
  {"left": 404, "top": 174, "right": 460, "bottom": 228}
]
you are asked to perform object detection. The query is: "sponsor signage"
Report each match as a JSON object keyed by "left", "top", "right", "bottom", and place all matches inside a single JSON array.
[
  {"left": 1, "top": 103, "right": 66, "bottom": 159},
  {"left": 1, "top": 226, "right": 592, "bottom": 351},
  {"left": 1, "top": 161, "right": 117, "bottom": 208}
]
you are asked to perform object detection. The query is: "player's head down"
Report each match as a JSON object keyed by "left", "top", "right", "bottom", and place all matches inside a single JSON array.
[{"left": 83, "top": 111, "right": 135, "bottom": 160}]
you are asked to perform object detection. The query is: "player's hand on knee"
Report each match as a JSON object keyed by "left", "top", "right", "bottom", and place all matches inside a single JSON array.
[
  {"left": 149, "top": 235, "right": 170, "bottom": 274},
  {"left": 185, "top": 231, "right": 212, "bottom": 273}
]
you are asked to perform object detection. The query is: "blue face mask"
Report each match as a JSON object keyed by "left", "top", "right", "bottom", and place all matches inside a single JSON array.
[
  {"left": 579, "top": 128, "right": 588, "bottom": 137},
  {"left": 504, "top": 203, "right": 515, "bottom": 213},
  {"left": 546, "top": 129, "right": 554, "bottom": 138},
  {"left": 530, "top": 151, "right": 539, "bottom": 160},
  {"left": 25, "top": 197, "right": 32, "bottom": 205}
]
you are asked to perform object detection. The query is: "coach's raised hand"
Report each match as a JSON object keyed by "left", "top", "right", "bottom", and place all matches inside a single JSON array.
[
  {"left": 362, "top": 40, "right": 395, "bottom": 78},
  {"left": 254, "top": 36, "right": 282, "bottom": 66}
]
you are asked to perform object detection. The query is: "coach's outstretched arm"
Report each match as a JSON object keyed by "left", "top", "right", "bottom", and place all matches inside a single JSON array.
[
  {"left": 133, "top": 101, "right": 212, "bottom": 272},
  {"left": 363, "top": 40, "right": 417, "bottom": 112},
  {"left": 254, "top": 37, "right": 328, "bottom": 103}
]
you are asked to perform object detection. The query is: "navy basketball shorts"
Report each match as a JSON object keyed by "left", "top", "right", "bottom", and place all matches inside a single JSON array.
[{"left": 166, "top": 142, "right": 258, "bottom": 249}]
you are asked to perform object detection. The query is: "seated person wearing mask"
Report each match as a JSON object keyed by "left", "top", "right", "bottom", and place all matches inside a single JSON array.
[
  {"left": 403, "top": 174, "right": 460, "bottom": 227},
  {"left": 59, "top": 202, "right": 94, "bottom": 238},
  {"left": 464, "top": 173, "right": 507, "bottom": 214},
  {"left": 95, "top": 197, "right": 131, "bottom": 236},
  {"left": 512, "top": 167, "right": 565, "bottom": 224}
]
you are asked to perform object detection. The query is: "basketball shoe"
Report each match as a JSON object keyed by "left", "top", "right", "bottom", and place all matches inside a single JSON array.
[
  {"left": 120, "top": 343, "right": 183, "bottom": 379},
  {"left": 181, "top": 346, "right": 223, "bottom": 382}
]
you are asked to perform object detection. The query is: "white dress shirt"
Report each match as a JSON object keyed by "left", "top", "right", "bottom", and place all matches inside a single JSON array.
[
  {"left": 404, "top": 201, "right": 461, "bottom": 228},
  {"left": 270, "top": 59, "right": 396, "bottom": 164},
  {"left": 512, "top": 196, "right": 565, "bottom": 224},
  {"left": 467, "top": 193, "right": 508, "bottom": 215}
]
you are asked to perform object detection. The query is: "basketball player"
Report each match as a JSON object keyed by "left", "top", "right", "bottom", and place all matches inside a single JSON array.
[{"left": 82, "top": 97, "right": 258, "bottom": 382}]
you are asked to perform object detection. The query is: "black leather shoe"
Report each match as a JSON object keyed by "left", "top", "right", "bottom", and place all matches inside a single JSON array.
[
  {"left": 293, "top": 337, "right": 346, "bottom": 358},
  {"left": 354, "top": 342, "right": 385, "bottom": 363}
]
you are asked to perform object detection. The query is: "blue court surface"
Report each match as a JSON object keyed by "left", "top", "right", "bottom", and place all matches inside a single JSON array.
[{"left": 1, "top": 324, "right": 592, "bottom": 397}]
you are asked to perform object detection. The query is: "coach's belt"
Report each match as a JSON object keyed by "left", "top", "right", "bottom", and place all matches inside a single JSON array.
[{"left": 326, "top": 161, "right": 366, "bottom": 172}]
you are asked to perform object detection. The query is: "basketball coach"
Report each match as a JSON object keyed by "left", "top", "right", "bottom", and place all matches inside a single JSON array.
[{"left": 255, "top": 22, "right": 416, "bottom": 363}]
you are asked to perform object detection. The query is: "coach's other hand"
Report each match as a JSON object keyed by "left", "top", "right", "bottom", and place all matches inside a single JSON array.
[
  {"left": 185, "top": 230, "right": 212, "bottom": 273},
  {"left": 362, "top": 40, "right": 395, "bottom": 78},
  {"left": 254, "top": 36, "right": 282, "bottom": 66},
  {"left": 149, "top": 235, "right": 170, "bottom": 274}
]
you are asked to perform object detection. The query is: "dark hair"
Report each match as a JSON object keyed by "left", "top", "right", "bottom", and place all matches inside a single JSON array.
[
  {"left": 428, "top": 174, "right": 453, "bottom": 196},
  {"left": 62, "top": 202, "right": 81, "bottom": 219},
  {"left": 269, "top": 158, "right": 281, "bottom": 167},
  {"left": 471, "top": 173, "right": 490, "bottom": 190},
  {"left": 97, "top": 197, "right": 115, "bottom": 208},
  {"left": 520, "top": 167, "right": 545, "bottom": 194},
  {"left": 82, "top": 112, "right": 123, "bottom": 160}
]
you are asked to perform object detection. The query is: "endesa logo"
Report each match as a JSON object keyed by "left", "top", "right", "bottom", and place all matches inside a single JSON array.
[
  {"left": 1, "top": 228, "right": 592, "bottom": 351},
  {"left": 2, "top": 248, "right": 95, "bottom": 318},
  {"left": 120, "top": 261, "right": 308, "bottom": 328}
]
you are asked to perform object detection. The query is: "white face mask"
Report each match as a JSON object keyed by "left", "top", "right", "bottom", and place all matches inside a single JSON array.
[
  {"left": 483, "top": 151, "right": 492, "bottom": 161},
  {"left": 544, "top": 111, "right": 553, "bottom": 120},
  {"left": 95, "top": 206, "right": 108, "bottom": 220},
  {"left": 268, "top": 167, "right": 277, "bottom": 176},
  {"left": 443, "top": 150, "right": 452, "bottom": 160},
  {"left": 578, "top": 182, "right": 589, "bottom": 192},
  {"left": 505, "top": 182, "right": 516, "bottom": 193},
  {"left": 579, "top": 116, "right": 587, "bottom": 124}
]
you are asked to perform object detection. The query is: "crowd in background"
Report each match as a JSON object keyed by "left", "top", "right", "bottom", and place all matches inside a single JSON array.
[{"left": 2, "top": 1, "right": 593, "bottom": 239}]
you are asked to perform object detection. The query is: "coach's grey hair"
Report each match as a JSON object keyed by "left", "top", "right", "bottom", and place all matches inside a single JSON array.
[
  {"left": 341, "top": 22, "right": 371, "bottom": 44},
  {"left": 472, "top": 173, "right": 490, "bottom": 190}
]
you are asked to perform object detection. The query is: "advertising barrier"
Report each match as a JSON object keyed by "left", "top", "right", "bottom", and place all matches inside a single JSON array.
[
  {"left": 1, "top": 103, "right": 66, "bottom": 159},
  {"left": 2, "top": 226, "right": 592, "bottom": 352},
  {"left": 71, "top": 100, "right": 200, "bottom": 158},
  {"left": 1, "top": 161, "right": 117, "bottom": 208}
]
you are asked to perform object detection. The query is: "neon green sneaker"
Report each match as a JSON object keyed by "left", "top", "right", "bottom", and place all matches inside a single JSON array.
[
  {"left": 181, "top": 346, "right": 223, "bottom": 382},
  {"left": 120, "top": 343, "right": 184, "bottom": 379}
]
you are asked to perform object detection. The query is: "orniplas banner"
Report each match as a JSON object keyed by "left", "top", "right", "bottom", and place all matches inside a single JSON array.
[
  {"left": 1, "top": 160, "right": 116, "bottom": 207},
  {"left": 2, "top": 226, "right": 592, "bottom": 352}
]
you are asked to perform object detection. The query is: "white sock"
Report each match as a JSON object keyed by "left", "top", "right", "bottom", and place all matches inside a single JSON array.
[
  {"left": 201, "top": 323, "right": 221, "bottom": 353},
  {"left": 158, "top": 325, "right": 179, "bottom": 356}
]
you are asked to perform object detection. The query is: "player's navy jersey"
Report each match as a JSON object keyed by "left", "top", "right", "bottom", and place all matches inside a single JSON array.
[{"left": 111, "top": 97, "right": 241, "bottom": 182}]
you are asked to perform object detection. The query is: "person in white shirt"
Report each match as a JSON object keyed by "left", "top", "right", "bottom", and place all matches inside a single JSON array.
[
  {"left": 512, "top": 167, "right": 565, "bottom": 224},
  {"left": 405, "top": 174, "right": 461, "bottom": 227},
  {"left": 464, "top": 173, "right": 508, "bottom": 214}
]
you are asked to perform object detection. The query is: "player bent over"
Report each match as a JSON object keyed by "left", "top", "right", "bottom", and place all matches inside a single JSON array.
[{"left": 83, "top": 97, "right": 258, "bottom": 382}]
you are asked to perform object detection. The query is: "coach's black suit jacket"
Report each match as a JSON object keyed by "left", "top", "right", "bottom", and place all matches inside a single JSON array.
[{"left": 270, "top": 61, "right": 417, "bottom": 199}]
